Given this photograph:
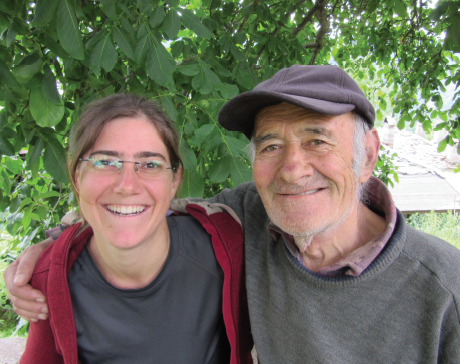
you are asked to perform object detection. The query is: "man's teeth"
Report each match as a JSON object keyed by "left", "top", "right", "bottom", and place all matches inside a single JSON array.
[
  {"left": 301, "top": 189, "right": 321, "bottom": 195},
  {"left": 106, "top": 205, "right": 146, "bottom": 215}
]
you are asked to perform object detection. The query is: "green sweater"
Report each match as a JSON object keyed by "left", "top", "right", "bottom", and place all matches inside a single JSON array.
[{"left": 209, "top": 182, "right": 460, "bottom": 364}]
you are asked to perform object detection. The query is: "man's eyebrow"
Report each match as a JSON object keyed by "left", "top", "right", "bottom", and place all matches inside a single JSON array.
[
  {"left": 301, "top": 127, "right": 333, "bottom": 138},
  {"left": 254, "top": 133, "right": 278, "bottom": 145},
  {"left": 254, "top": 127, "right": 333, "bottom": 144}
]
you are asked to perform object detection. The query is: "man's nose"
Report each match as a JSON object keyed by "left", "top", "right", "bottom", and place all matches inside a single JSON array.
[
  {"left": 277, "top": 144, "right": 313, "bottom": 184},
  {"left": 112, "top": 164, "right": 142, "bottom": 195}
]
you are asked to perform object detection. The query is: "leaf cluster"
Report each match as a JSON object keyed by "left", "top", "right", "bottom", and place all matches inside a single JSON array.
[{"left": 0, "top": 0, "right": 459, "bottom": 248}]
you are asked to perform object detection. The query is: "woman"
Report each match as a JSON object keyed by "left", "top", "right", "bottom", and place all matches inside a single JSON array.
[{"left": 20, "top": 94, "right": 252, "bottom": 364}]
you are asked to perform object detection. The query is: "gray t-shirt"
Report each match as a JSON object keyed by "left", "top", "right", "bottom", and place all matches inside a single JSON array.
[{"left": 68, "top": 215, "right": 230, "bottom": 364}]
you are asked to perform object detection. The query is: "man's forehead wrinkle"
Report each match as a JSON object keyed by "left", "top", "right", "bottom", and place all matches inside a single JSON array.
[{"left": 256, "top": 102, "right": 322, "bottom": 124}]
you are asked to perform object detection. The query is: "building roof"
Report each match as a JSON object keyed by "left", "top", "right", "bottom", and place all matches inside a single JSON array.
[{"left": 378, "top": 129, "right": 460, "bottom": 214}]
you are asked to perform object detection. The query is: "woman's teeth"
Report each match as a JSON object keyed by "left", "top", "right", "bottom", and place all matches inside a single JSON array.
[{"left": 106, "top": 205, "right": 146, "bottom": 216}]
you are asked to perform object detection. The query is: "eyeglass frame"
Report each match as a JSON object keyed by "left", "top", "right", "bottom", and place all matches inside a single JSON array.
[{"left": 78, "top": 157, "right": 177, "bottom": 174}]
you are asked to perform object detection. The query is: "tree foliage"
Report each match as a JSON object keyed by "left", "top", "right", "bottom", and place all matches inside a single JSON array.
[{"left": 0, "top": 0, "right": 459, "bottom": 247}]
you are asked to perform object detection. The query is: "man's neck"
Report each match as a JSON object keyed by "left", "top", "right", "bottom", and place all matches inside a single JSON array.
[{"left": 295, "top": 202, "right": 386, "bottom": 272}]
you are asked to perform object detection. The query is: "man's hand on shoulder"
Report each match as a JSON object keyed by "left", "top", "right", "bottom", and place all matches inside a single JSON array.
[{"left": 3, "top": 238, "right": 52, "bottom": 322}]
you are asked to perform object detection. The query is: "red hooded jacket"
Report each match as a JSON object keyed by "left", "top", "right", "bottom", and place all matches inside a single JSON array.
[{"left": 20, "top": 202, "right": 253, "bottom": 364}]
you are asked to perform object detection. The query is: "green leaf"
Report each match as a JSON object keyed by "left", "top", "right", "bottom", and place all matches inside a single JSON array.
[
  {"left": 163, "top": 9, "right": 181, "bottom": 39},
  {"left": 179, "top": 140, "right": 197, "bottom": 171},
  {"left": 22, "top": 204, "right": 35, "bottom": 230},
  {"left": 367, "top": 0, "right": 379, "bottom": 13},
  {"left": 0, "top": 59, "right": 20, "bottom": 88},
  {"left": 0, "top": 167, "right": 12, "bottom": 195},
  {"left": 38, "top": 190, "right": 62, "bottom": 199},
  {"left": 90, "top": 33, "right": 117, "bottom": 76},
  {"left": 150, "top": 7, "right": 165, "bottom": 28},
  {"left": 209, "top": 155, "right": 231, "bottom": 183},
  {"left": 438, "top": 138, "right": 448, "bottom": 153},
  {"left": 203, "top": 132, "right": 222, "bottom": 155},
  {"left": 30, "top": 88, "right": 65, "bottom": 127},
  {"left": 179, "top": 9, "right": 212, "bottom": 39},
  {"left": 12, "top": 52, "right": 43, "bottom": 84},
  {"left": 6, "top": 18, "right": 19, "bottom": 48},
  {"left": 192, "top": 60, "right": 221, "bottom": 94},
  {"left": 57, "top": 0, "right": 85, "bottom": 60},
  {"left": 160, "top": 95, "right": 178, "bottom": 121},
  {"left": 225, "top": 136, "right": 248, "bottom": 158},
  {"left": 393, "top": 0, "right": 408, "bottom": 18},
  {"left": 43, "top": 136, "right": 69, "bottom": 183},
  {"left": 180, "top": 169, "right": 203, "bottom": 198},
  {"left": 100, "top": 0, "right": 117, "bottom": 20},
  {"left": 429, "top": 2, "right": 449, "bottom": 21},
  {"left": 145, "top": 37, "right": 176, "bottom": 88},
  {"left": 26, "top": 138, "right": 44, "bottom": 170},
  {"left": 235, "top": 62, "right": 254, "bottom": 89},
  {"left": 229, "top": 157, "right": 252, "bottom": 186},
  {"left": 219, "top": 83, "right": 239, "bottom": 99},
  {"left": 32, "top": 0, "right": 59, "bottom": 26},
  {"left": 189, "top": 124, "right": 215, "bottom": 146},
  {"left": 0, "top": 134, "right": 15, "bottom": 156},
  {"left": 134, "top": 34, "right": 152, "bottom": 65},
  {"left": 42, "top": 67, "right": 61, "bottom": 105},
  {"left": 178, "top": 64, "right": 199, "bottom": 76},
  {"left": 113, "top": 27, "right": 135, "bottom": 60}
]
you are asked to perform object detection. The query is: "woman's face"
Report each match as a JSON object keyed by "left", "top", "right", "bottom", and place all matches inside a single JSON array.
[{"left": 75, "top": 116, "right": 180, "bottom": 250}]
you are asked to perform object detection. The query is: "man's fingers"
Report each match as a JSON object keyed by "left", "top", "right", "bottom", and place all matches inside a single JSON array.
[
  {"left": 14, "top": 238, "right": 53, "bottom": 286},
  {"left": 3, "top": 240, "right": 52, "bottom": 321},
  {"left": 11, "top": 302, "right": 48, "bottom": 322}
]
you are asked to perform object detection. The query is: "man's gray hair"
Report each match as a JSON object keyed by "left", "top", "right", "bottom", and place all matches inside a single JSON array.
[{"left": 247, "top": 111, "right": 370, "bottom": 176}]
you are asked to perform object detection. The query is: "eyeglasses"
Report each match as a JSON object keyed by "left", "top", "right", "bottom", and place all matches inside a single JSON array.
[{"left": 79, "top": 154, "right": 176, "bottom": 178}]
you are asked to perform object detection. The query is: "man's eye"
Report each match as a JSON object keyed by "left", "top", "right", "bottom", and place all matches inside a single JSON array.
[
  {"left": 310, "top": 140, "right": 324, "bottom": 146},
  {"left": 263, "top": 145, "right": 279, "bottom": 152}
]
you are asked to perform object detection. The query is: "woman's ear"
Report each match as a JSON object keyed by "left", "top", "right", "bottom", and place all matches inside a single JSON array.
[
  {"left": 359, "top": 129, "right": 380, "bottom": 184},
  {"left": 171, "top": 166, "right": 183, "bottom": 199},
  {"left": 74, "top": 167, "right": 80, "bottom": 192}
]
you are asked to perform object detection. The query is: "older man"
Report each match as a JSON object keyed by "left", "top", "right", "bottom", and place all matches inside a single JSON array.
[{"left": 5, "top": 66, "right": 460, "bottom": 363}]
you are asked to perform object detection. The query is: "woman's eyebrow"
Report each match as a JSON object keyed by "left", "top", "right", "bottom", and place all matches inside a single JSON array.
[
  {"left": 89, "top": 150, "right": 120, "bottom": 157},
  {"left": 89, "top": 151, "right": 167, "bottom": 161},
  {"left": 134, "top": 151, "right": 167, "bottom": 161}
]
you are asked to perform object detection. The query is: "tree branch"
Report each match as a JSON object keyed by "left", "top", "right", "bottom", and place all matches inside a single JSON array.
[
  {"left": 308, "top": 0, "right": 330, "bottom": 65},
  {"left": 292, "top": 0, "right": 324, "bottom": 37}
]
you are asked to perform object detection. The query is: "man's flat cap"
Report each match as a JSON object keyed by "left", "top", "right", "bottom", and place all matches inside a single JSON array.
[{"left": 218, "top": 65, "right": 375, "bottom": 138}]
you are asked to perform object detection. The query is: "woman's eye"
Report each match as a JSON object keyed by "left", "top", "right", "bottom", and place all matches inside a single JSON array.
[
  {"left": 144, "top": 161, "right": 161, "bottom": 169},
  {"left": 94, "top": 159, "right": 111, "bottom": 167}
]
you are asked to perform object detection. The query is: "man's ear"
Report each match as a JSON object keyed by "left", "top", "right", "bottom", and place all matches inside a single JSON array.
[{"left": 359, "top": 129, "right": 380, "bottom": 184}]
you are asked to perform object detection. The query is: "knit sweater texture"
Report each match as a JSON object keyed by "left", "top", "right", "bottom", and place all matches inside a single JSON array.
[{"left": 208, "top": 181, "right": 460, "bottom": 364}]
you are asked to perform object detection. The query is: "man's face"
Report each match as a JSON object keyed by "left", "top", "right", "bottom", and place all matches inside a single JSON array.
[{"left": 252, "top": 103, "right": 367, "bottom": 238}]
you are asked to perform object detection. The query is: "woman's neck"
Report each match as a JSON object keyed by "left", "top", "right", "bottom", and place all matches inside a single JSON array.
[{"left": 88, "top": 221, "right": 170, "bottom": 289}]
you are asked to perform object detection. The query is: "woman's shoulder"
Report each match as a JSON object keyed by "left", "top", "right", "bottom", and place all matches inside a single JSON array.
[{"left": 32, "top": 224, "right": 91, "bottom": 280}]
